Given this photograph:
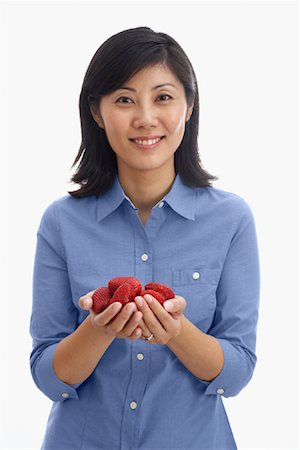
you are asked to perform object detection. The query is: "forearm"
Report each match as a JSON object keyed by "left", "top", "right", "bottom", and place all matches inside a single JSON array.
[
  {"left": 167, "top": 315, "right": 224, "bottom": 381},
  {"left": 53, "top": 315, "right": 115, "bottom": 385}
]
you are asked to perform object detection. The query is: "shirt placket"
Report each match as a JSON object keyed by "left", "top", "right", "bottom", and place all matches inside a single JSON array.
[{"left": 120, "top": 204, "right": 163, "bottom": 450}]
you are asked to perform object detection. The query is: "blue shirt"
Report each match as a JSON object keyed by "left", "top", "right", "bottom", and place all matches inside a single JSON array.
[{"left": 29, "top": 172, "right": 260, "bottom": 450}]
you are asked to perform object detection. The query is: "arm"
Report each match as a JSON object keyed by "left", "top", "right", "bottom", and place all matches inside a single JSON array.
[
  {"left": 53, "top": 297, "right": 142, "bottom": 385},
  {"left": 167, "top": 315, "right": 224, "bottom": 381},
  {"left": 134, "top": 293, "right": 225, "bottom": 381},
  {"left": 30, "top": 201, "right": 142, "bottom": 396},
  {"left": 52, "top": 315, "right": 115, "bottom": 385},
  {"left": 29, "top": 201, "right": 117, "bottom": 400},
  {"left": 167, "top": 199, "right": 260, "bottom": 397},
  {"left": 29, "top": 201, "right": 89, "bottom": 402}
]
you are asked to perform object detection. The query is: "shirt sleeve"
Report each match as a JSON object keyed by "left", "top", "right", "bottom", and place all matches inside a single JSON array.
[
  {"left": 197, "top": 198, "right": 260, "bottom": 398},
  {"left": 29, "top": 200, "right": 83, "bottom": 402}
]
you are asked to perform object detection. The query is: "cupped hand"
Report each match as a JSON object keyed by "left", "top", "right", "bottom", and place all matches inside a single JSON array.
[
  {"left": 133, "top": 294, "right": 187, "bottom": 345},
  {"left": 79, "top": 291, "right": 144, "bottom": 340}
]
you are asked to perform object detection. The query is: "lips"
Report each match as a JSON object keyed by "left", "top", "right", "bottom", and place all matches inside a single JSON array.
[
  {"left": 129, "top": 136, "right": 165, "bottom": 149},
  {"left": 129, "top": 136, "right": 165, "bottom": 143},
  {"left": 129, "top": 135, "right": 165, "bottom": 141}
]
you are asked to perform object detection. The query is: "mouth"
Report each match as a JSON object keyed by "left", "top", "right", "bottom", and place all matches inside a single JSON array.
[{"left": 129, "top": 136, "right": 165, "bottom": 149}]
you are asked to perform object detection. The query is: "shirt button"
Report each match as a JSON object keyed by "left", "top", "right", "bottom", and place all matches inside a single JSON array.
[
  {"left": 62, "top": 392, "right": 70, "bottom": 398},
  {"left": 192, "top": 271, "right": 200, "bottom": 280},
  {"left": 216, "top": 388, "right": 225, "bottom": 395},
  {"left": 158, "top": 201, "right": 164, "bottom": 208},
  {"left": 136, "top": 353, "right": 144, "bottom": 360},
  {"left": 141, "top": 253, "right": 148, "bottom": 262},
  {"left": 130, "top": 401, "right": 138, "bottom": 410}
]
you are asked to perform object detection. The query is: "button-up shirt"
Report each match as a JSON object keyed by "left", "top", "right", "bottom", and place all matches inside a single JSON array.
[{"left": 29, "top": 172, "right": 260, "bottom": 450}]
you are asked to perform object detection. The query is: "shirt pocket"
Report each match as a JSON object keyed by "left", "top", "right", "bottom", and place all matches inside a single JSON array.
[{"left": 171, "top": 266, "right": 219, "bottom": 331}]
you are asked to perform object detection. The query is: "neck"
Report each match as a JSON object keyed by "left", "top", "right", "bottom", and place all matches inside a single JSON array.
[{"left": 117, "top": 165, "right": 176, "bottom": 212}]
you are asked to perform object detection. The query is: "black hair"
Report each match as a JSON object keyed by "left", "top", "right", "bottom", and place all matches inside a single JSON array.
[{"left": 68, "top": 26, "right": 218, "bottom": 198}]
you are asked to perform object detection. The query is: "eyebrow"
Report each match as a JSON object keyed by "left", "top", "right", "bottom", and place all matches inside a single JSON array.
[{"left": 116, "top": 83, "right": 177, "bottom": 92}]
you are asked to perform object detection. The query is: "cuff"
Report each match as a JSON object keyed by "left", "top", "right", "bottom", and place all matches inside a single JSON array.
[
  {"left": 196, "top": 338, "right": 255, "bottom": 398},
  {"left": 32, "top": 343, "right": 82, "bottom": 402}
]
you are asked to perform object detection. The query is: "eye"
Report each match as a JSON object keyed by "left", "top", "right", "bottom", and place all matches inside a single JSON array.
[
  {"left": 116, "top": 96, "right": 133, "bottom": 104},
  {"left": 115, "top": 94, "right": 173, "bottom": 104},
  {"left": 157, "top": 94, "right": 172, "bottom": 102}
]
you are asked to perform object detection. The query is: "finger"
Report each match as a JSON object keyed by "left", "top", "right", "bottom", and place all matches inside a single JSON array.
[
  {"left": 134, "top": 296, "right": 167, "bottom": 338},
  {"left": 124, "top": 322, "right": 143, "bottom": 340},
  {"left": 137, "top": 317, "right": 158, "bottom": 343},
  {"left": 163, "top": 295, "right": 187, "bottom": 314},
  {"left": 79, "top": 290, "right": 96, "bottom": 310},
  {"left": 102, "top": 302, "right": 138, "bottom": 335},
  {"left": 143, "top": 295, "right": 174, "bottom": 329},
  {"left": 128, "top": 326, "right": 143, "bottom": 340},
  {"left": 144, "top": 295, "right": 184, "bottom": 344},
  {"left": 92, "top": 302, "right": 123, "bottom": 327},
  {"left": 137, "top": 317, "right": 151, "bottom": 337},
  {"left": 121, "top": 310, "right": 143, "bottom": 338}
]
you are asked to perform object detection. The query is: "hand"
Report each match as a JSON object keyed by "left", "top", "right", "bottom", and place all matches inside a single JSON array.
[
  {"left": 79, "top": 290, "right": 144, "bottom": 341},
  {"left": 133, "top": 294, "right": 187, "bottom": 345}
]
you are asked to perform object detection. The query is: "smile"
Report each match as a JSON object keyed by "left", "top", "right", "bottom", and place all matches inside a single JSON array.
[
  {"left": 133, "top": 137, "right": 161, "bottom": 145},
  {"left": 129, "top": 136, "right": 165, "bottom": 149}
]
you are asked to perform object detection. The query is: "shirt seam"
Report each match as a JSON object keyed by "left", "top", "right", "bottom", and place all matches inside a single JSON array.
[
  {"left": 230, "top": 197, "right": 247, "bottom": 244},
  {"left": 53, "top": 200, "right": 68, "bottom": 263},
  {"left": 218, "top": 197, "right": 246, "bottom": 270}
]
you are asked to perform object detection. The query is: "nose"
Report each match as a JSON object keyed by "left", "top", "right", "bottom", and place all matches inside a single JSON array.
[{"left": 132, "top": 103, "right": 159, "bottom": 129}]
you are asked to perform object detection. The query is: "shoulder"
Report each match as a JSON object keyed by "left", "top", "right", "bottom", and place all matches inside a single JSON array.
[
  {"left": 195, "top": 185, "right": 249, "bottom": 210},
  {"left": 38, "top": 194, "right": 98, "bottom": 229},
  {"left": 193, "top": 185, "right": 255, "bottom": 228}
]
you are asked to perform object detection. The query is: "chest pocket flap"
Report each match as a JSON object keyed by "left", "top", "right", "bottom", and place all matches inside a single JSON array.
[
  {"left": 171, "top": 266, "right": 220, "bottom": 331},
  {"left": 172, "top": 267, "right": 219, "bottom": 287}
]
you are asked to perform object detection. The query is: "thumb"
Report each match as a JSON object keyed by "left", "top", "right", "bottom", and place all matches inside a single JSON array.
[
  {"left": 79, "top": 291, "right": 95, "bottom": 310},
  {"left": 164, "top": 300, "right": 175, "bottom": 312}
]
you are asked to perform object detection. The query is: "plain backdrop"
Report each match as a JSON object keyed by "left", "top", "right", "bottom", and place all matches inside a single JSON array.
[{"left": 1, "top": 1, "right": 299, "bottom": 449}]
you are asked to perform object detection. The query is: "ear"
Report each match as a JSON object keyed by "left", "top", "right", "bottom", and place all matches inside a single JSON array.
[
  {"left": 89, "top": 103, "right": 105, "bottom": 129},
  {"left": 186, "top": 103, "right": 194, "bottom": 123}
]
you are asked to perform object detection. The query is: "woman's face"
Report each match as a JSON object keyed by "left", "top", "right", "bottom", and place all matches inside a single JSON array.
[{"left": 91, "top": 63, "right": 193, "bottom": 174}]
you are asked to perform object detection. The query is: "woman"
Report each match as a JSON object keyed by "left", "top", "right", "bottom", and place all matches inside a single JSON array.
[{"left": 30, "top": 26, "right": 260, "bottom": 450}]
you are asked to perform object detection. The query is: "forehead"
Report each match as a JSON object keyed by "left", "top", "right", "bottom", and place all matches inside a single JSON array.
[{"left": 123, "top": 63, "right": 181, "bottom": 88}]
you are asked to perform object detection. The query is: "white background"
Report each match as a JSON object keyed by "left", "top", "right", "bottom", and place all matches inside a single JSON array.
[{"left": 1, "top": 1, "right": 299, "bottom": 449}]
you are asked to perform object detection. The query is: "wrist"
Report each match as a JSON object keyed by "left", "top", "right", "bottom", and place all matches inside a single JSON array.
[{"left": 168, "top": 314, "right": 188, "bottom": 345}]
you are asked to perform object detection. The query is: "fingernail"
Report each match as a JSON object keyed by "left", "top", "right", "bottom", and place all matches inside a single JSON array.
[
  {"left": 135, "top": 297, "right": 143, "bottom": 307},
  {"left": 113, "top": 303, "right": 122, "bottom": 312},
  {"left": 164, "top": 300, "right": 174, "bottom": 311},
  {"left": 84, "top": 299, "right": 91, "bottom": 308},
  {"left": 126, "top": 303, "right": 136, "bottom": 313},
  {"left": 145, "top": 295, "right": 152, "bottom": 303}
]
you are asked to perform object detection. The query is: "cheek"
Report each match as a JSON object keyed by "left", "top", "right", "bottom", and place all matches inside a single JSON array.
[
  {"left": 166, "top": 111, "right": 186, "bottom": 135},
  {"left": 105, "top": 111, "right": 128, "bottom": 138}
]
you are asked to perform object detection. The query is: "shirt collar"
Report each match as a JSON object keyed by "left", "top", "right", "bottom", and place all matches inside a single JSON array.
[{"left": 96, "top": 172, "right": 196, "bottom": 222}]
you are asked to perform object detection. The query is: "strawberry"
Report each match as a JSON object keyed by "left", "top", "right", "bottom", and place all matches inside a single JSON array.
[
  {"left": 141, "top": 289, "right": 165, "bottom": 305},
  {"left": 92, "top": 286, "right": 111, "bottom": 314},
  {"left": 90, "top": 278, "right": 175, "bottom": 314},
  {"left": 144, "top": 282, "right": 174, "bottom": 300},
  {"left": 108, "top": 282, "right": 136, "bottom": 306},
  {"left": 108, "top": 276, "right": 142, "bottom": 297}
]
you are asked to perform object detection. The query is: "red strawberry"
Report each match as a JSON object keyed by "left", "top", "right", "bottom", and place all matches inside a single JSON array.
[
  {"left": 108, "top": 276, "right": 142, "bottom": 297},
  {"left": 141, "top": 289, "right": 165, "bottom": 305},
  {"left": 108, "top": 282, "right": 136, "bottom": 306},
  {"left": 92, "top": 286, "right": 111, "bottom": 314},
  {"left": 144, "top": 282, "right": 174, "bottom": 300}
]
